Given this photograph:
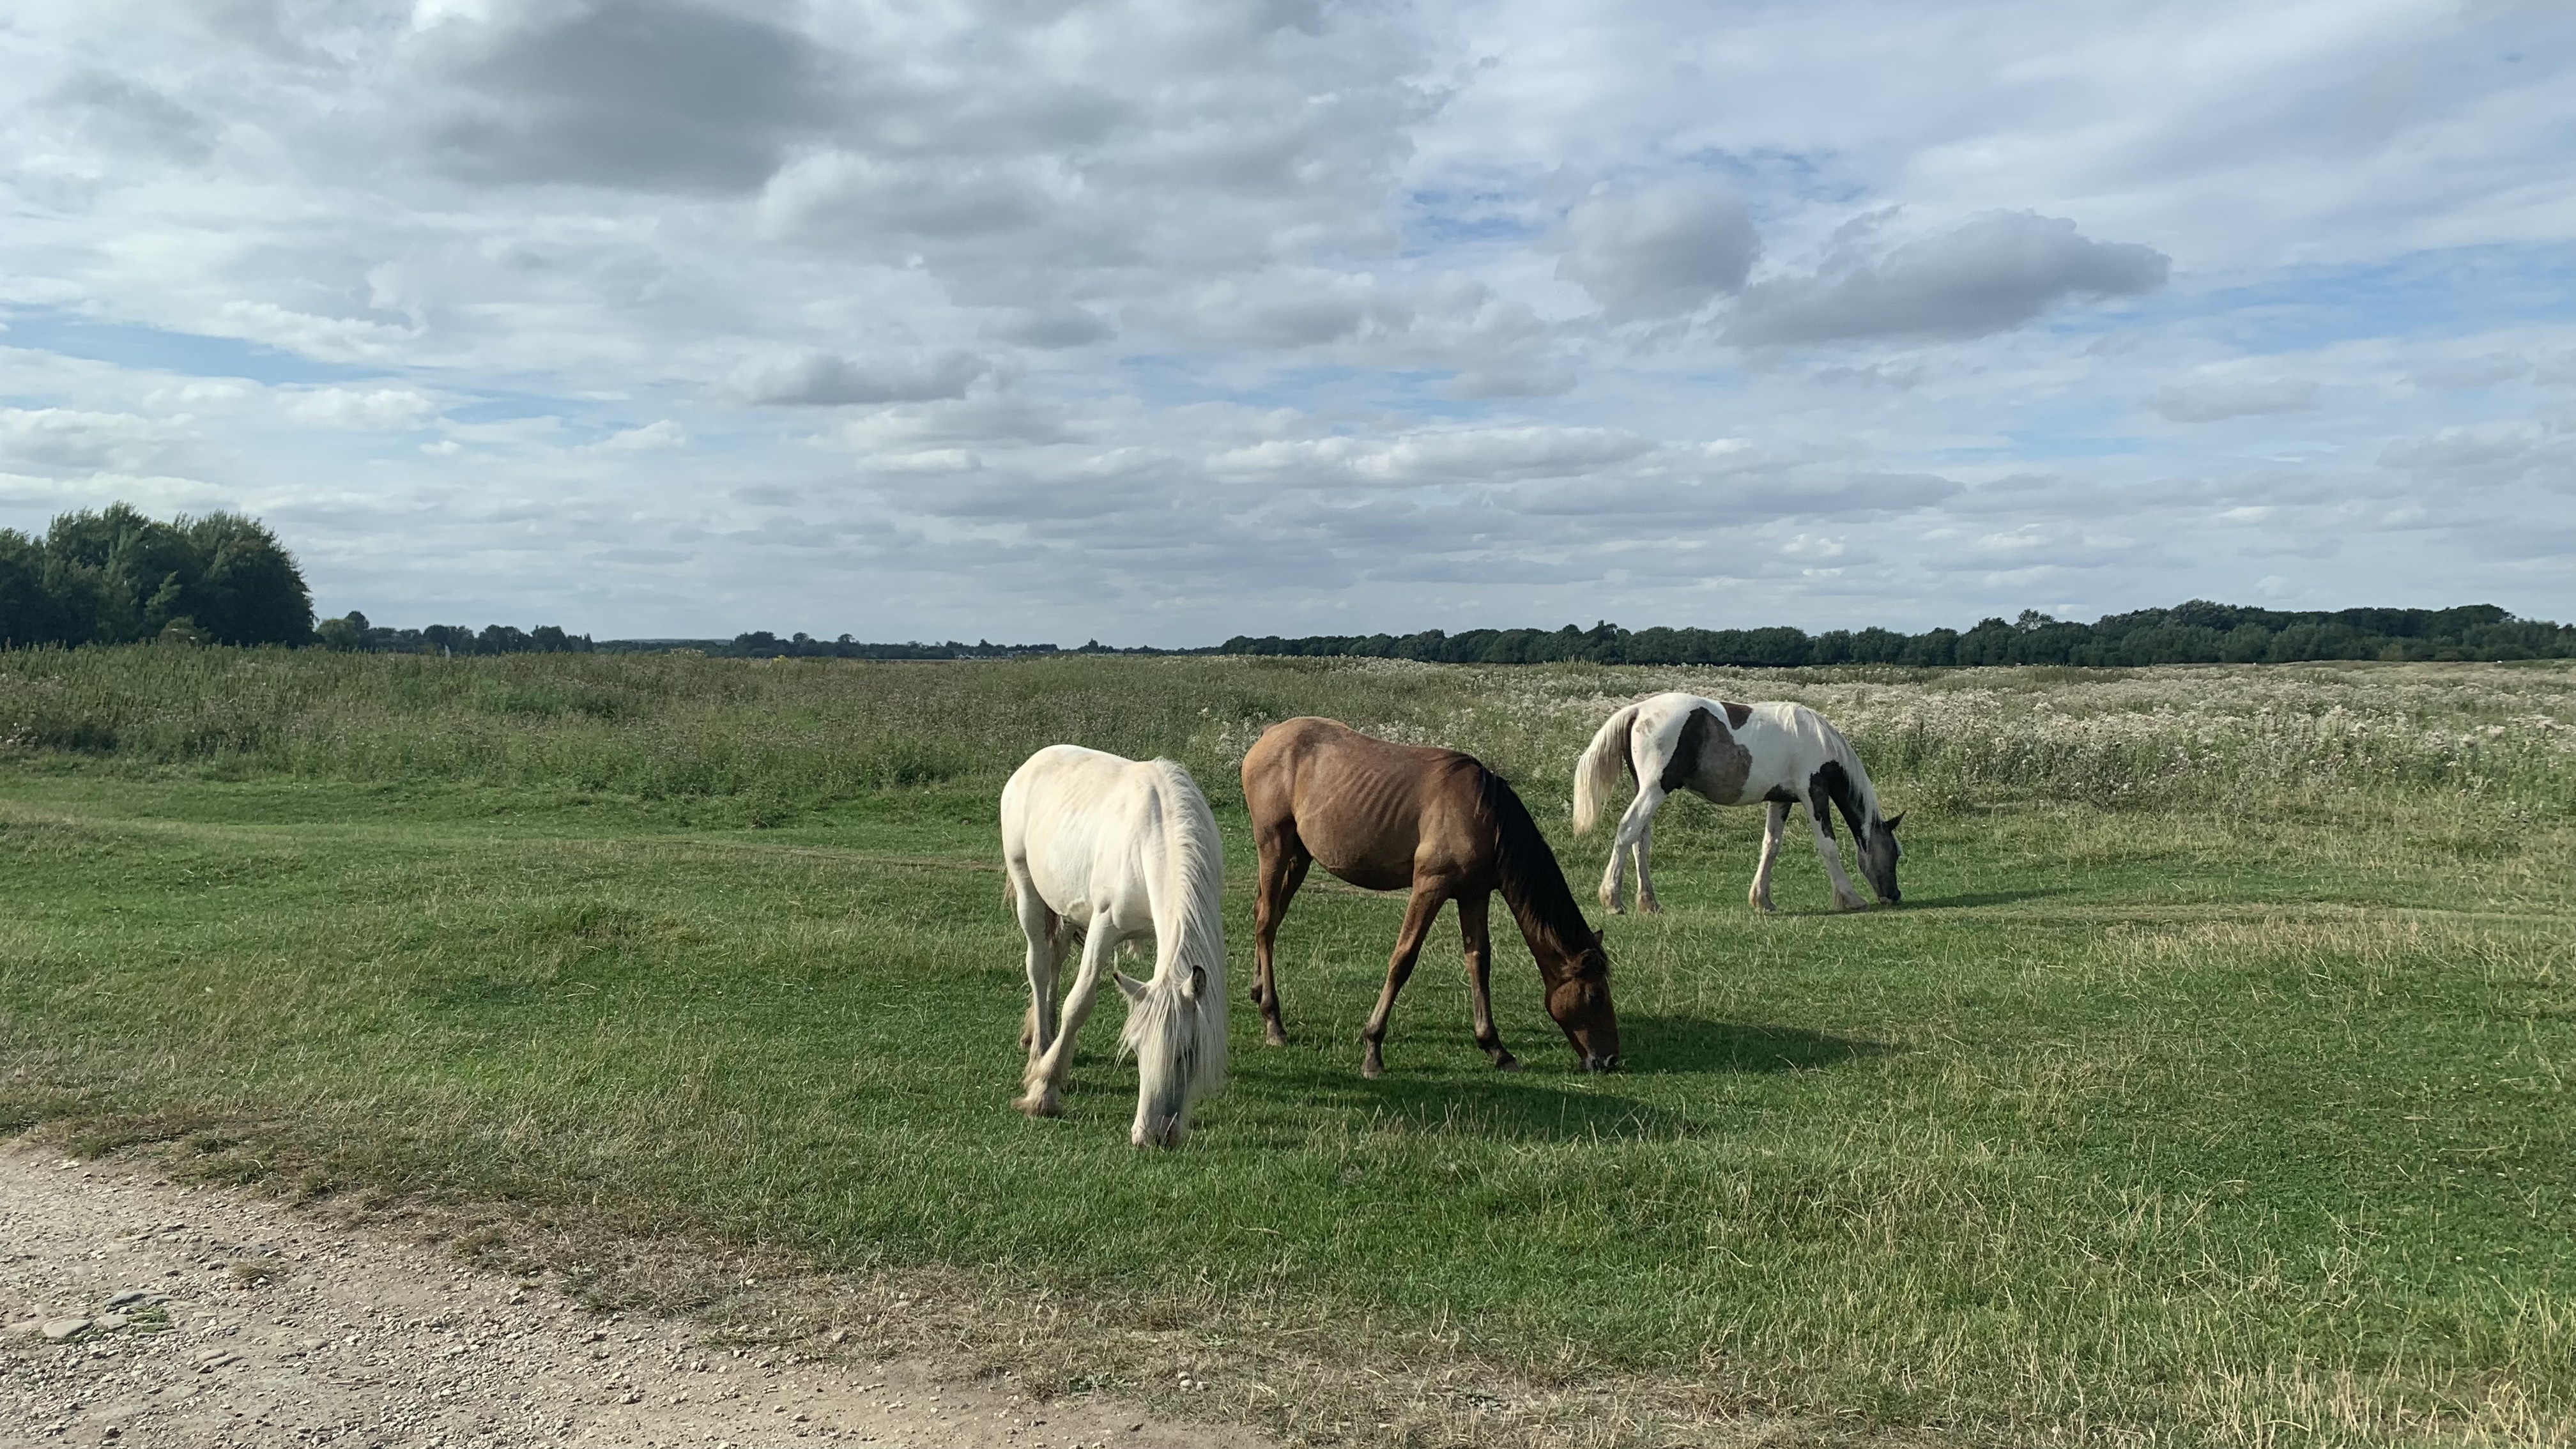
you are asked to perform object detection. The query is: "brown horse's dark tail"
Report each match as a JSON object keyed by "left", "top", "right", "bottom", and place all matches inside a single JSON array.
[{"left": 1477, "top": 767, "right": 1601, "bottom": 968}]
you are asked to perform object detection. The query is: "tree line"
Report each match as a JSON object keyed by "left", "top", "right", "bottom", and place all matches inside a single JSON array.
[
  {"left": 1218, "top": 602, "right": 2575, "bottom": 667},
  {"left": 8, "top": 505, "right": 2569, "bottom": 666}
]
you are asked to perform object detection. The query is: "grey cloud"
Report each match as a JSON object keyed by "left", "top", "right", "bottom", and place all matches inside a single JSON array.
[
  {"left": 2409, "top": 354, "right": 2530, "bottom": 389},
  {"left": 423, "top": 0, "right": 838, "bottom": 192},
  {"left": 1727, "top": 211, "right": 2170, "bottom": 346},
  {"left": 48, "top": 71, "right": 213, "bottom": 162},
  {"left": 983, "top": 305, "right": 1114, "bottom": 349},
  {"left": 730, "top": 349, "right": 988, "bottom": 406},
  {"left": 1556, "top": 184, "right": 1758, "bottom": 322},
  {"left": 760, "top": 152, "right": 1050, "bottom": 245},
  {"left": 2152, "top": 378, "right": 2317, "bottom": 422},
  {"left": 2377, "top": 424, "right": 2542, "bottom": 477}
]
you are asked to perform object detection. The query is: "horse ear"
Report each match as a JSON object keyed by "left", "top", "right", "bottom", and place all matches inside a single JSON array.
[
  {"left": 1184, "top": 965, "right": 1206, "bottom": 1000},
  {"left": 1114, "top": 971, "right": 1148, "bottom": 1004},
  {"left": 1885, "top": 811, "right": 1905, "bottom": 831}
]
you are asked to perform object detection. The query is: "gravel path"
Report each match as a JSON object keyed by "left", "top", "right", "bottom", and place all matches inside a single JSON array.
[{"left": 1, "top": 1147, "right": 1263, "bottom": 1448}]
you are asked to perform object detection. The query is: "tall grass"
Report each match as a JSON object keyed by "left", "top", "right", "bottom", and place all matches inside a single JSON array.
[{"left": 3, "top": 648, "right": 2567, "bottom": 819}]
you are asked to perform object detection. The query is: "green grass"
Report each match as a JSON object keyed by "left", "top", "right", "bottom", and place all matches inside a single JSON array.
[{"left": 3, "top": 649, "right": 2573, "bottom": 1446}]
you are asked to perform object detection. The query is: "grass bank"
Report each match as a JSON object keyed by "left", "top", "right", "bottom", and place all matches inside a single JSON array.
[{"left": 3, "top": 650, "right": 2571, "bottom": 1447}]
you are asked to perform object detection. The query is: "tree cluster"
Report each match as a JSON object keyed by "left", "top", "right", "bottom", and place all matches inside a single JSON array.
[
  {"left": 0, "top": 504, "right": 313, "bottom": 647},
  {"left": 1220, "top": 601, "right": 2575, "bottom": 668},
  {"left": 316, "top": 613, "right": 594, "bottom": 656}
]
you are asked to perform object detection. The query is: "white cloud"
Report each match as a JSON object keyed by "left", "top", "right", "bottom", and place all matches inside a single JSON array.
[
  {"left": 280, "top": 387, "right": 440, "bottom": 431},
  {"left": 590, "top": 419, "right": 687, "bottom": 452}
]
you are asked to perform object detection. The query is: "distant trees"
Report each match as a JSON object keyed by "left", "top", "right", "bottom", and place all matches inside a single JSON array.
[
  {"left": 0, "top": 503, "right": 313, "bottom": 647},
  {"left": 312, "top": 611, "right": 595, "bottom": 656},
  {"left": 1220, "top": 602, "right": 2575, "bottom": 667}
]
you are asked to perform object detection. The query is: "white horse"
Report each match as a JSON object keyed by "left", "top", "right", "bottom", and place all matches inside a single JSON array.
[
  {"left": 1572, "top": 693, "right": 1903, "bottom": 915},
  {"left": 1000, "top": 744, "right": 1228, "bottom": 1149}
]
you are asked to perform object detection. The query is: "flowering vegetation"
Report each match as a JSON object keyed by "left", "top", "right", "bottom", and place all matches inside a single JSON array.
[{"left": 2, "top": 649, "right": 2568, "bottom": 824}]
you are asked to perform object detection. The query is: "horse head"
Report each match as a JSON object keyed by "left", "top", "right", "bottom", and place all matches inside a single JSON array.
[
  {"left": 1859, "top": 809, "right": 1904, "bottom": 905},
  {"left": 1117, "top": 963, "right": 1213, "bottom": 1149},
  {"left": 1542, "top": 929, "right": 1621, "bottom": 1072}
]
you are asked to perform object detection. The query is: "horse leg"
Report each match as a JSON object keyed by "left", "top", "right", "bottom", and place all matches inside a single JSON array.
[
  {"left": 1806, "top": 790, "right": 1867, "bottom": 910},
  {"left": 1013, "top": 869, "right": 1062, "bottom": 1061},
  {"left": 1252, "top": 837, "right": 1309, "bottom": 1047},
  {"left": 1631, "top": 815, "right": 1662, "bottom": 916},
  {"left": 1598, "top": 783, "right": 1667, "bottom": 914},
  {"left": 1360, "top": 886, "right": 1446, "bottom": 1079},
  {"left": 1020, "top": 916, "right": 1114, "bottom": 1117},
  {"left": 1458, "top": 892, "right": 1518, "bottom": 1071},
  {"left": 1749, "top": 799, "right": 1790, "bottom": 912}
]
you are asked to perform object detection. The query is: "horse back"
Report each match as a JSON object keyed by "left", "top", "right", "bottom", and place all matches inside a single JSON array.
[
  {"left": 1243, "top": 717, "right": 1486, "bottom": 892},
  {"left": 1003, "top": 744, "right": 1160, "bottom": 919}
]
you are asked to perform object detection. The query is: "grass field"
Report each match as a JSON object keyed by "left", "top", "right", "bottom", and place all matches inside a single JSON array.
[{"left": 3, "top": 649, "right": 2572, "bottom": 1447}]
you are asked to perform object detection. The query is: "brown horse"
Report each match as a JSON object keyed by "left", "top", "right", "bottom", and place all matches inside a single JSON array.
[{"left": 1241, "top": 717, "right": 1620, "bottom": 1078}]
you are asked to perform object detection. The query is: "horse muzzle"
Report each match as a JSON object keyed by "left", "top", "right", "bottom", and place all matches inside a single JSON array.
[
  {"left": 1581, "top": 1053, "right": 1621, "bottom": 1074},
  {"left": 1131, "top": 1117, "right": 1188, "bottom": 1150}
]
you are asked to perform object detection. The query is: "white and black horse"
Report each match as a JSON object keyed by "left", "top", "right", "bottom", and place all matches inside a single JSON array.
[{"left": 1573, "top": 693, "right": 1903, "bottom": 914}]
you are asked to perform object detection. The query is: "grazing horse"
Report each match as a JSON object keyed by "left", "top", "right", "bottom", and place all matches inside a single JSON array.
[
  {"left": 1573, "top": 693, "right": 1903, "bottom": 915},
  {"left": 1001, "top": 744, "right": 1227, "bottom": 1149},
  {"left": 1241, "top": 717, "right": 1619, "bottom": 1078}
]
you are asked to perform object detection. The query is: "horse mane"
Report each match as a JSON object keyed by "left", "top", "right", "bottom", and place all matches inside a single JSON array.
[
  {"left": 1804, "top": 707, "right": 1885, "bottom": 831},
  {"left": 1474, "top": 765, "right": 1600, "bottom": 974},
  {"left": 1121, "top": 759, "right": 1227, "bottom": 1091}
]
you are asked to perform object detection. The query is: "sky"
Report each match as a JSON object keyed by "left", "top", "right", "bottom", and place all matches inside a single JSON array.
[{"left": 1, "top": 0, "right": 2572, "bottom": 645}]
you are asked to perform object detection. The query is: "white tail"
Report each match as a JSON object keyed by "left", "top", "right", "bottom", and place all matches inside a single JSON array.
[{"left": 1571, "top": 703, "right": 1640, "bottom": 835}]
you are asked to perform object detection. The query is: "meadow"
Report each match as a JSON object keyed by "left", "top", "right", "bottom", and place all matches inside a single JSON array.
[{"left": 2, "top": 648, "right": 2571, "bottom": 1447}]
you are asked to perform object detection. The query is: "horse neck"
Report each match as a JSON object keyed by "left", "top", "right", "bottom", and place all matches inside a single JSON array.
[
  {"left": 1828, "top": 730, "right": 1883, "bottom": 827},
  {"left": 1482, "top": 776, "right": 1595, "bottom": 978}
]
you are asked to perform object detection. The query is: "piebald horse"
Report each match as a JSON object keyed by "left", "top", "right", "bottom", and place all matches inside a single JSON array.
[
  {"left": 1573, "top": 693, "right": 1903, "bottom": 915},
  {"left": 1001, "top": 744, "right": 1227, "bottom": 1148},
  {"left": 1242, "top": 717, "right": 1619, "bottom": 1078}
]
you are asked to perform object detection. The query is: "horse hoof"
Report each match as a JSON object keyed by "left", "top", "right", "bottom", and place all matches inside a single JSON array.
[
  {"left": 1492, "top": 1055, "right": 1521, "bottom": 1073},
  {"left": 1361, "top": 1056, "right": 1385, "bottom": 1080},
  {"left": 1639, "top": 900, "right": 1663, "bottom": 916},
  {"left": 1013, "top": 1092, "right": 1062, "bottom": 1119},
  {"left": 1264, "top": 1025, "right": 1289, "bottom": 1048}
]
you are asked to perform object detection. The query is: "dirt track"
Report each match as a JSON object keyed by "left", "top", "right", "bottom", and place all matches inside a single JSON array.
[{"left": 1, "top": 1146, "right": 1261, "bottom": 1448}]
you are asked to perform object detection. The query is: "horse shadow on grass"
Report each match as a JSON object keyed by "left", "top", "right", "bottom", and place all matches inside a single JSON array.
[
  {"left": 1615, "top": 1014, "right": 1896, "bottom": 1077},
  {"left": 1223, "top": 1016, "right": 1892, "bottom": 1146}
]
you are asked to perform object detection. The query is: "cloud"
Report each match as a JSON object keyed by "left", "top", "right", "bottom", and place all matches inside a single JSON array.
[
  {"left": 420, "top": 0, "right": 839, "bottom": 192},
  {"left": 590, "top": 419, "right": 688, "bottom": 451},
  {"left": 2151, "top": 378, "right": 2317, "bottom": 422},
  {"left": 728, "top": 350, "right": 989, "bottom": 406},
  {"left": 983, "top": 305, "right": 1115, "bottom": 350},
  {"left": 1556, "top": 183, "right": 1759, "bottom": 321},
  {"left": 1209, "top": 427, "right": 1655, "bottom": 487},
  {"left": 213, "top": 303, "right": 418, "bottom": 363},
  {"left": 1727, "top": 212, "right": 2170, "bottom": 346},
  {"left": 2377, "top": 424, "right": 2544, "bottom": 479},
  {"left": 279, "top": 387, "right": 439, "bottom": 430},
  {"left": 0, "top": 408, "right": 181, "bottom": 476},
  {"left": 47, "top": 70, "right": 215, "bottom": 162}
]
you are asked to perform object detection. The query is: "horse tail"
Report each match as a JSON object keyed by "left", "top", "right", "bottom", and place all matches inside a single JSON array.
[{"left": 1572, "top": 703, "right": 1641, "bottom": 836}]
